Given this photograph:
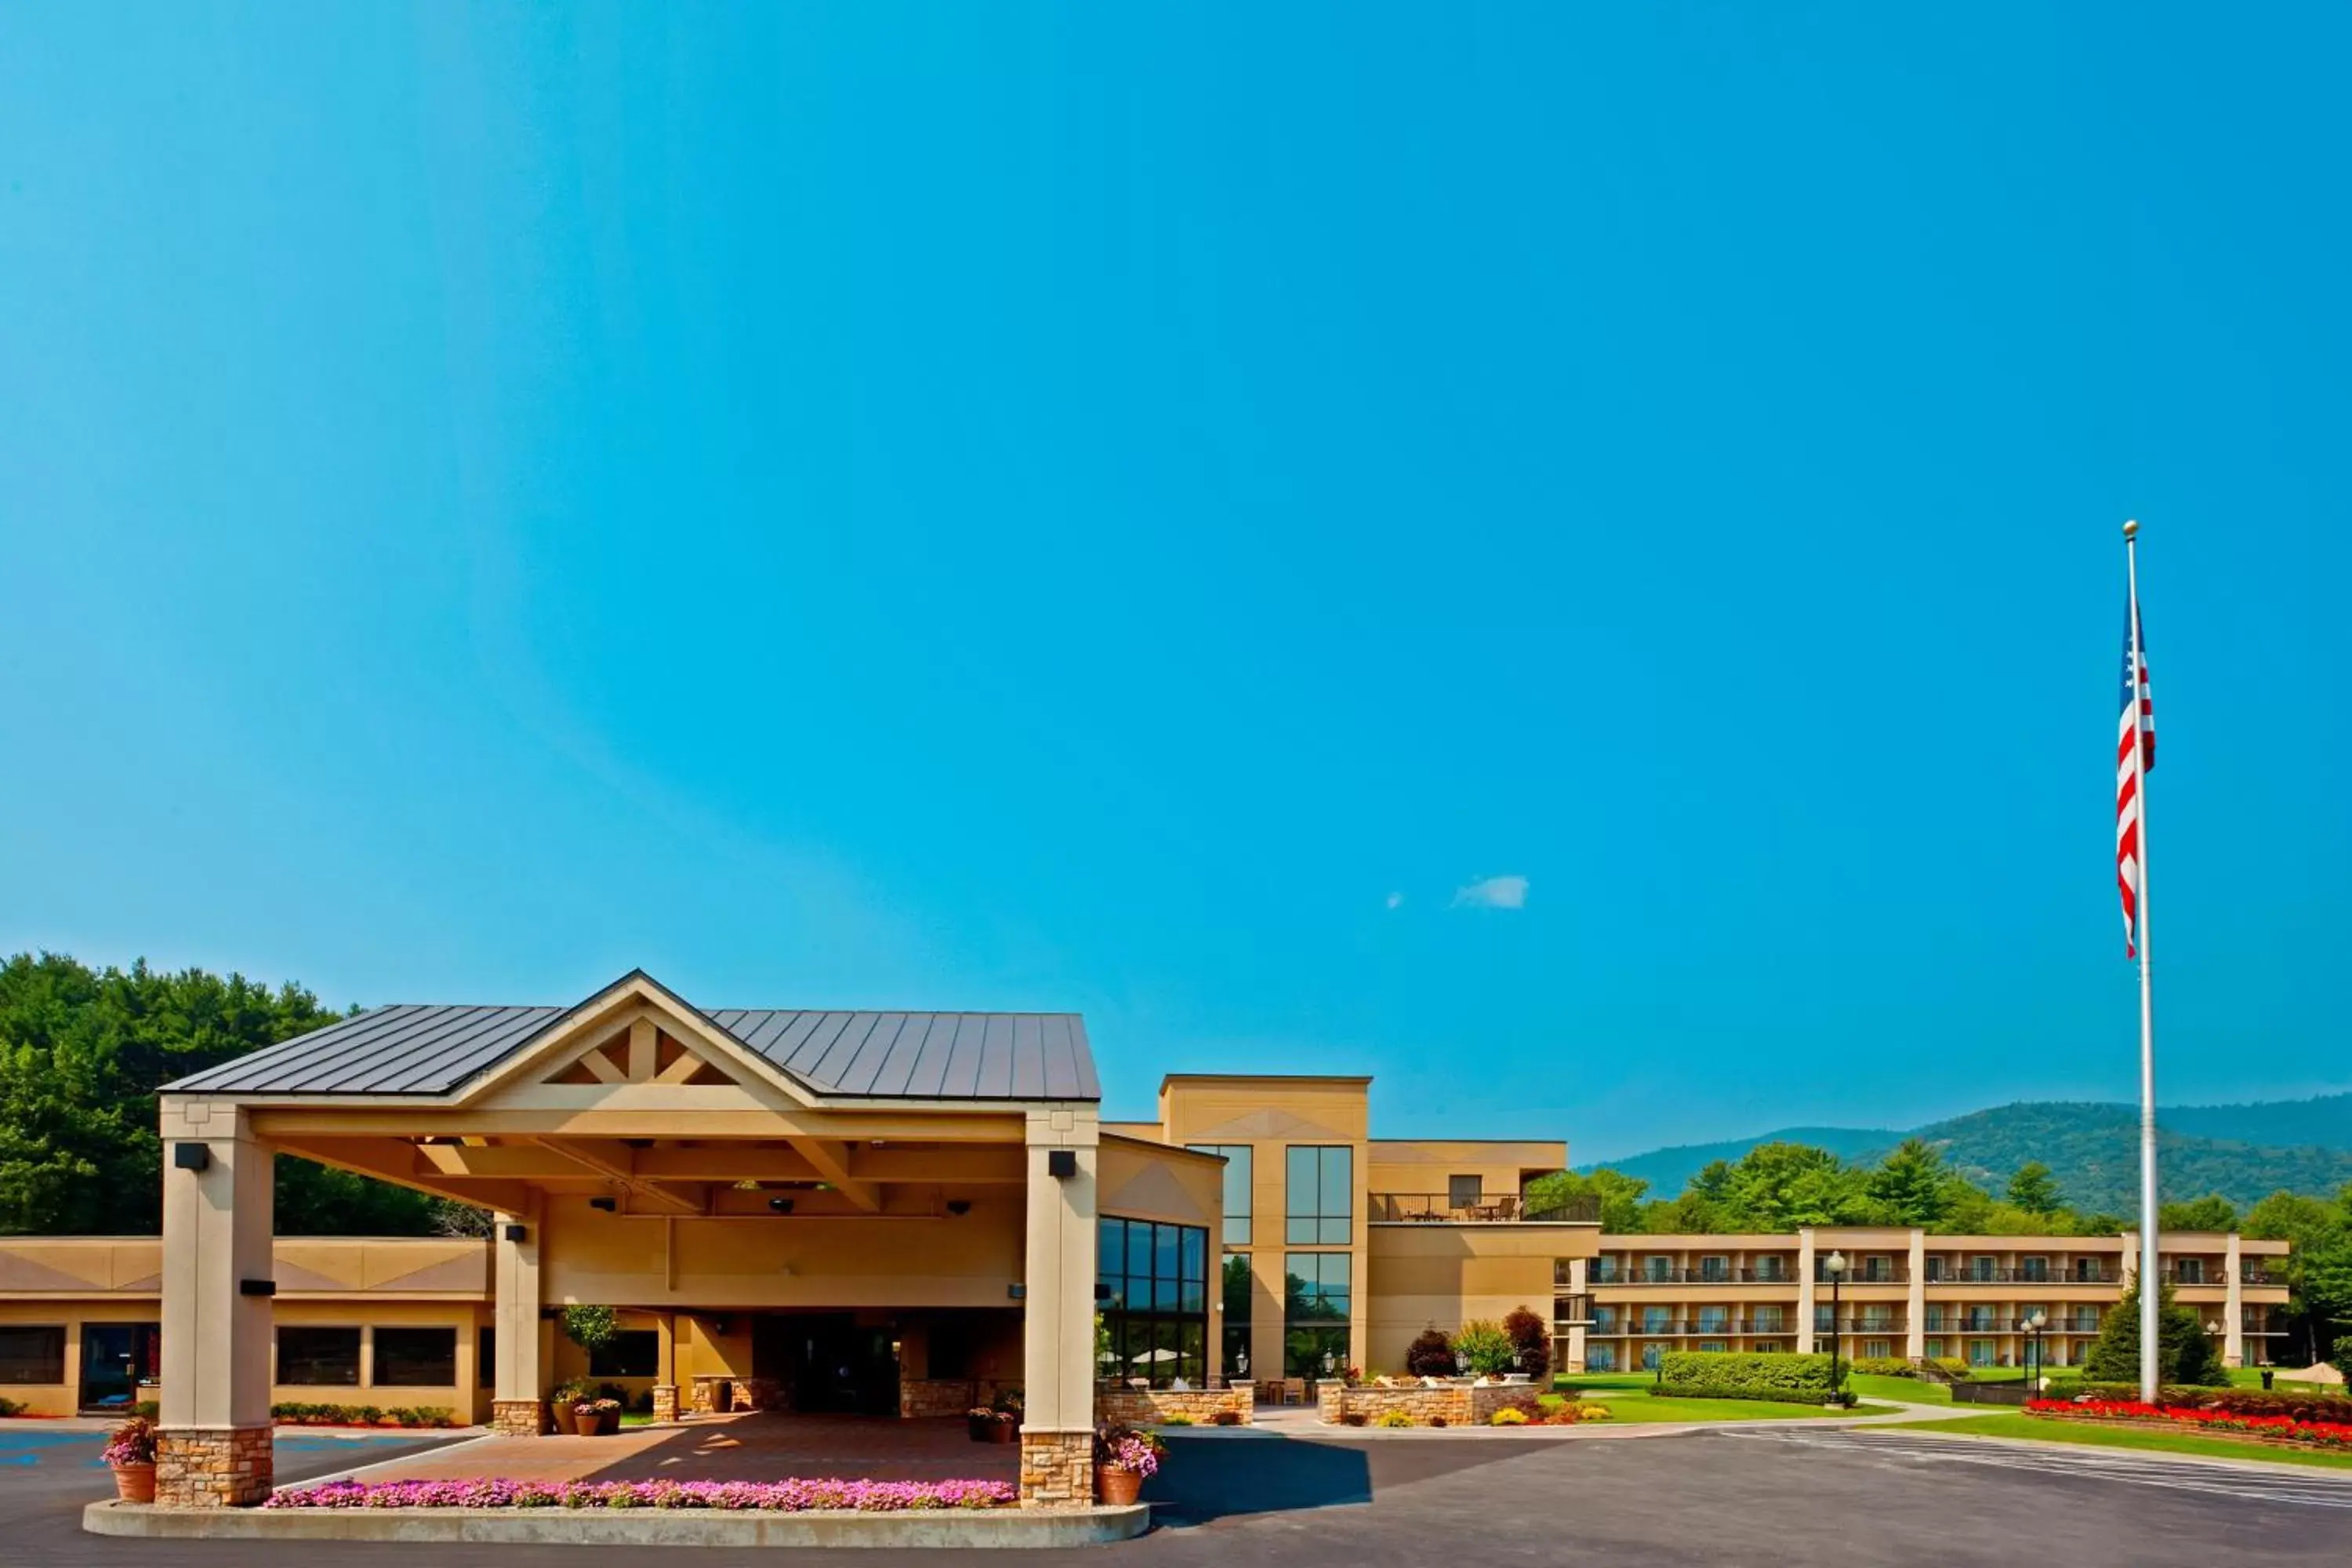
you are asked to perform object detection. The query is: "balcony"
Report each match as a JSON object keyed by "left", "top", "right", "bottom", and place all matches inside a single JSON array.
[
  {"left": 1370, "top": 1192, "right": 1602, "bottom": 1224},
  {"left": 1591, "top": 1319, "right": 1797, "bottom": 1337},
  {"left": 1552, "top": 1294, "right": 1595, "bottom": 1325},
  {"left": 1594, "top": 1266, "right": 1798, "bottom": 1285}
]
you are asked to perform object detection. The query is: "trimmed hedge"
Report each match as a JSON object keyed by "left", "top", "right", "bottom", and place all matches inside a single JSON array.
[
  {"left": 1657, "top": 1352, "right": 1838, "bottom": 1403},
  {"left": 1849, "top": 1357, "right": 1916, "bottom": 1377}
]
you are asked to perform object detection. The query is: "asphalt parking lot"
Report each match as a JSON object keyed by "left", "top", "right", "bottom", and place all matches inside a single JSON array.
[{"left": 9, "top": 1423, "right": 2350, "bottom": 1565}]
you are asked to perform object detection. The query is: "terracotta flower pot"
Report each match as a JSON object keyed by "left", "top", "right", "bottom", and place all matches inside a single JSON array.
[
  {"left": 112, "top": 1463, "right": 157, "bottom": 1504},
  {"left": 597, "top": 1408, "right": 621, "bottom": 1436},
  {"left": 983, "top": 1419, "right": 1017, "bottom": 1443},
  {"left": 1095, "top": 1465, "right": 1143, "bottom": 1507},
  {"left": 572, "top": 1408, "right": 601, "bottom": 1436}
]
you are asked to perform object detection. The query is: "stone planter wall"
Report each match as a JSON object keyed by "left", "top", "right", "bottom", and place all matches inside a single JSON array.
[
  {"left": 1316, "top": 1383, "right": 1542, "bottom": 1427},
  {"left": 898, "top": 1378, "right": 1022, "bottom": 1419},
  {"left": 650, "top": 1385, "right": 680, "bottom": 1424},
  {"left": 489, "top": 1399, "right": 549, "bottom": 1437},
  {"left": 1098, "top": 1387, "right": 1252, "bottom": 1426},
  {"left": 728, "top": 1377, "right": 785, "bottom": 1412}
]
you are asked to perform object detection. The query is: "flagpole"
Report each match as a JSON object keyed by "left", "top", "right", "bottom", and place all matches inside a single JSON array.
[{"left": 2125, "top": 517, "right": 2158, "bottom": 1404}]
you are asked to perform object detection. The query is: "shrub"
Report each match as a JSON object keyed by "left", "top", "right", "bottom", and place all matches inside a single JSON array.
[
  {"left": 0, "top": 1397, "right": 22, "bottom": 1417},
  {"left": 1374, "top": 1408, "right": 1416, "bottom": 1428},
  {"left": 1210, "top": 1409, "right": 1242, "bottom": 1427},
  {"left": 559, "top": 1305, "right": 620, "bottom": 1354},
  {"left": 132, "top": 1401, "right": 158, "bottom": 1420},
  {"left": 1501, "top": 1306, "right": 1550, "bottom": 1379},
  {"left": 1574, "top": 1401, "right": 1612, "bottom": 1421},
  {"left": 1162, "top": 1414, "right": 1195, "bottom": 1426},
  {"left": 1490, "top": 1406, "right": 1529, "bottom": 1425},
  {"left": 1405, "top": 1327, "right": 1454, "bottom": 1377},
  {"left": 1453, "top": 1320, "right": 1517, "bottom": 1378},
  {"left": 2082, "top": 1281, "right": 2224, "bottom": 1387},
  {"left": 1931, "top": 1358, "right": 1972, "bottom": 1381},
  {"left": 2334, "top": 1336, "right": 2352, "bottom": 1372},
  {"left": 1657, "top": 1352, "right": 1838, "bottom": 1404},
  {"left": 1849, "top": 1357, "right": 1915, "bottom": 1377}
]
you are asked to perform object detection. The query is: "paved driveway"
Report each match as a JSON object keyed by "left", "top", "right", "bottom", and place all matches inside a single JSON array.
[{"left": 10, "top": 1422, "right": 2350, "bottom": 1564}]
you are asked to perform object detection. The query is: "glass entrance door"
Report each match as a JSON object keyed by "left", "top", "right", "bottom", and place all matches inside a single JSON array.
[{"left": 80, "top": 1322, "right": 160, "bottom": 1412}]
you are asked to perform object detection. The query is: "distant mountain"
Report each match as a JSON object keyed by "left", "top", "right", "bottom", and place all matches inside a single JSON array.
[
  {"left": 1589, "top": 1093, "right": 2352, "bottom": 1215},
  {"left": 1594, "top": 1127, "right": 1900, "bottom": 1195}
]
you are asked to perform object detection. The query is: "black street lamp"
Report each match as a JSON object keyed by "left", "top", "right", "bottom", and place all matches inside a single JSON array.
[
  {"left": 1821, "top": 1250, "right": 1848, "bottom": 1405},
  {"left": 2023, "top": 1310, "right": 2046, "bottom": 1395}
]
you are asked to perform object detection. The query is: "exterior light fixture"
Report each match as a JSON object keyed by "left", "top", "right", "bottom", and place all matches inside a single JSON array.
[
  {"left": 946, "top": 1200, "right": 971, "bottom": 1217},
  {"left": 589, "top": 1196, "right": 618, "bottom": 1213},
  {"left": 172, "top": 1143, "right": 211, "bottom": 1172},
  {"left": 503, "top": 1224, "right": 528, "bottom": 1243},
  {"left": 1007, "top": 1283, "right": 1027, "bottom": 1301},
  {"left": 1047, "top": 1150, "right": 1077, "bottom": 1179},
  {"left": 239, "top": 1278, "right": 277, "bottom": 1297},
  {"left": 768, "top": 1197, "right": 795, "bottom": 1214}
]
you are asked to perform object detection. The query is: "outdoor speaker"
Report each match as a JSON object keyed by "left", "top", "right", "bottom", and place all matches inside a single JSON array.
[
  {"left": 1047, "top": 1149, "right": 1077, "bottom": 1179},
  {"left": 945, "top": 1200, "right": 971, "bottom": 1217},
  {"left": 768, "top": 1196, "right": 795, "bottom": 1214},
  {"left": 503, "top": 1224, "right": 528, "bottom": 1243},
  {"left": 239, "top": 1278, "right": 277, "bottom": 1297},
  {"left": 172, "top": 1142, "right": 211, "bottom": 1171},
  {"left": 589, "top": 1196, "right": 618, "bottom": 1212},
  {"left": 1007, "top": 1283, "right": 1027, "bottom": 1301}
]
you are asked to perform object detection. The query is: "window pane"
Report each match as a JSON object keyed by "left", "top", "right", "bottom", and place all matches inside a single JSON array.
[
  {"left": 373, "top": 1327, "right": 459, "bottom": 1387},
  {"left": 1320, "top": 1147, "right": 1352, "bottom": 1221},
  {"left": 278, "top": 1327, "right": 361, "bottom": 1386},
  {"left": 1224, "top": 1147, "right": 1251, "bottom": 1245},
  {"left": 1180, "top": 1229, "right": 1207, "bottom": 1313},
  {"left": 1223, "top": 1254, "right": 1252, "bottom": 1323},
  {"left": 1127, "top": 1222, "right": 1154, "bottom": 1287},
  {"left": 588, "top": 1329, "right": 659, "bottom": 1379},
  {"left": 0, "top": 1325, "right": 65, "bottom": 1384},
  {"left": 1098, "top": 1218, "right": 1125, "bottom": 1297}
]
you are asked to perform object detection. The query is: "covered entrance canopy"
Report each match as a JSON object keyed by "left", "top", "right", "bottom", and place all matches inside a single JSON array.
[{"left": 153, "top": 970, "right": 1112, "bottom": 1506}]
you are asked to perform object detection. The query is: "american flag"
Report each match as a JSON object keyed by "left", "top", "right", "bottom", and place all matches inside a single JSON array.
[{"left": 2116, "top": 605, "right": 2155, "bottom": 956}]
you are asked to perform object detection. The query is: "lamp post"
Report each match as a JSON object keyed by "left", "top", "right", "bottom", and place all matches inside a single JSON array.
[
  {"left": 2023, "top": 1310, "right": 2046, "bottom": 1395},
  {"left": 1822, "top": 1250, "right": 1848, "bottom": 1405}
]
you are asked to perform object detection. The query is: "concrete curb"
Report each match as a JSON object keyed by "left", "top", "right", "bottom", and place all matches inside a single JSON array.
[{"left": 84, "top": 1499, "right": 1150, "bottom": 1548}]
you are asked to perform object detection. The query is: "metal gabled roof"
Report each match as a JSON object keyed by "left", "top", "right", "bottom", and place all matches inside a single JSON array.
[{"left": 162, "top": 975, "right": 1100, "bottom": 1103}]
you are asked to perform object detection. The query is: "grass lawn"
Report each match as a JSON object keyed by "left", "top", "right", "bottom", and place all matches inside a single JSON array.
[
  {"left": 1845, "top": 1373, "right": 1951, "bottom": 1405},
  {"left": 1880, "top": 1413, "right": 2352, "bottom": 1472},
  {"left": 1546, "top": 1382, "right": 1898, "bottom": 1424}
]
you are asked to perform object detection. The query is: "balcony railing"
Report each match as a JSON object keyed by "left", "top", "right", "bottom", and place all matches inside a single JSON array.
[
  {"left": 1922, "top": 1268, "right": 2116, "bottom": 1284},
  {"left": 1591, "top": 1319, "right": 1798, "bottom": 1336},
  {"left": 1592, "top": 1266, "right": 1799, "bottom": 1285},
  {"left": 1552, "top": 1294, "right": 1595, "bottom": 1325},
  {"left": 1370, "top": 1192, "right": 1602, "bottom": 1224}
]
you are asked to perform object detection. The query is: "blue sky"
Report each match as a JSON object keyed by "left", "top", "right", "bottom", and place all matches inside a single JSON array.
[{"left": 2, "top": 5, "right": 2346, "bottom": 1161}]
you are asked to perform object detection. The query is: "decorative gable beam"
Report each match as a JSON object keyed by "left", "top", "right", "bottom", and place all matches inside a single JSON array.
[{"left": 786, "top": 1138, "right": 880, "bottom": 1212}]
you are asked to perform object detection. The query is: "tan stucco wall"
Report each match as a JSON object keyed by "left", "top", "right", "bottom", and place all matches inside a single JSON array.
[
  {"left": 1365, "top": 1139, "right": 1568, "bottom": 1203},
  {"left": 1366, "top": 1225, "right": 1574, "bottom": 1374}
]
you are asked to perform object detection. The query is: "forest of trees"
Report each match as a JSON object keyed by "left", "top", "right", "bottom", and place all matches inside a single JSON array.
[
  {"left": 0, "top": 952, "right": 483, "bottom": 1237},
  {"left": 1529, "top": 1142, "right": 2352, "bottom": 1366}
]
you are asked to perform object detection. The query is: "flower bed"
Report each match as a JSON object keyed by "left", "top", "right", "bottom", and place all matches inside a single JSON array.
[
  {"left": 2028, "top": 1399, "right": 2352, "bottom": 1451},
  {"left": 264, "top": 1478, "right": 1019, "bottom": 1512},
  {"left": 269, "top": 1403, "right": 459, "bottom": 1428}
]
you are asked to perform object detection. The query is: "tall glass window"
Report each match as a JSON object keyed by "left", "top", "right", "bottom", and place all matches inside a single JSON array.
[
  {"left": 1097, "top": 1217, "right": 1209, "bottom": 1388},
  {"left": 1282, "top": 1253, "right": 1352, "bottom": 1376},
  {"left": 1187, "top": 1145, "right": 1254, "bottom": 1246},
  {"left": 1221, "top": 1254, "right": 1253, "bottom": 1376},
  {"left": 1284, "top": 1146, "right": 1352, "bottom": 1244}
]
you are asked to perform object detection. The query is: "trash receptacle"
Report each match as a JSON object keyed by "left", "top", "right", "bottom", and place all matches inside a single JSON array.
[{"left": 2262, "top": 1370, "right": 2275, "bottom": 1390}]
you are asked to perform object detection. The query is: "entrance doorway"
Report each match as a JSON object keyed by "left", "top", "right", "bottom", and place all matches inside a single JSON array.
[
  {"left": 753, "top": 1312, "right": 900, "bottom": 1417},
  {"left": 81, "top": 1322, "right": 160, "bottom": 1413}
]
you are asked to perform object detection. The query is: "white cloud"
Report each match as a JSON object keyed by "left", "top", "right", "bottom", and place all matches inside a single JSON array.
[
  {"left": 1451, "top": 874, "right": 1529, "bottom": 909},
  {"left": 1385, "top": 891, "right": 1405, "bottom": 910}
]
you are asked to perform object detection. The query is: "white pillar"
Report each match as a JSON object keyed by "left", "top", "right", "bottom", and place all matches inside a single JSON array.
[
  {"left": 2224, "top": 1234, "right": 2245, "bottom": 1369},
  {"left": 1564, "top": 1257, "right": 1588, "bottom": 1373},
  {"left": 1019, "top": 1110, "right": 1098, "bottom": 1507},
  {"left": 492, "top": 1198, "right": 545, "bottom": 1434},
  {"left": 158, "top": 1098, "right": 274, "bottom": 1505},
  {"left": 1795, "top": 1229, "right": 1817, "bottom": 1354},
  {"left": 1905, "top": 1230, "right": 1926, "bottom": 1363}
]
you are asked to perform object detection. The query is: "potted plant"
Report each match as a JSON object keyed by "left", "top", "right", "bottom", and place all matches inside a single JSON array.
[
  {"left": 1092, "top": 1422, "right": 1163, "bottom": 1506},
  {"left": 1452, "top": 1319, "right": 1518, "bottom": 1382},
  {"left": 571, "top": 1396, "right": 622, "bottom": 1436},
  {"left": 968, "top": 1405, "right": 1017, "bottom": 1443},
  {"left": 103, "top": 1417, "right": 158, "bottom": 1503}
]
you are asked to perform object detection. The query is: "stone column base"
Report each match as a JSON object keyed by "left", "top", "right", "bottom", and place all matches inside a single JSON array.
[
  {"left": 652, "top": 1385, "right": 681, "bottom": 1423},
  {"left": 1017, "top": 1429, "right": 1094, "bottom": 1508},
  {"left": 490, "top": 1399, "right": 549, "bottom": 1436},
  {"left": 155, "top": 1425, "right": 272, "bottom": 1508}
]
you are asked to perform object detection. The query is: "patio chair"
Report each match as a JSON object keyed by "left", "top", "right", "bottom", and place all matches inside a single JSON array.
[{"left": 1283, "top": 1377, "right": 1306, "bottom": 1406}]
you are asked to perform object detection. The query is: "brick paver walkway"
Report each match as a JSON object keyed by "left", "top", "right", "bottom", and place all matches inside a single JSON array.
[{"left": 345, "top": 1413, "right": 1019, "bottom": 1486}]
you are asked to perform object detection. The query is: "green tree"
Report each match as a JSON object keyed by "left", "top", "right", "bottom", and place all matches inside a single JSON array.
[
  {"left": 2240, "top": 1189, "right": 2351, "bottom": 1367},
  {"left": 0, "top": 952, "right": 470, "bottom": 1237},
  {"left": 2158, "top": 1195, "right": 2238, "bottom": 1232},
  {"left": 2005, "top": 1161, "right": 2063, "bottom": 1216},
  {"left": 2082, "top": 1279, "right": 2226, "bottom": 1387},
  {"left": 1718, "top": 1142, "right": 1871, "bottom": 1231},
  {"left": 1523, "top": 1167, "right": 1652, "bottom": 1232}
]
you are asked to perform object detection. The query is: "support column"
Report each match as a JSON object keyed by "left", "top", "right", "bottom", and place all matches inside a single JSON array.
[
  {"left": 1795, "top": 1229, "right": 1817, "bottom": 1355},
  {"left": 1564, "top": 1257, "right": 1588, "bottom": 1373},
  {"left": 1905, "top": 1231, "right": 1926, "bottom": 1363},
  {"left": 652, "top": 1311, "right": 681, "bottom": 1422},
  {"left": 492, "top": 1199, "right": 547, "bottom": 1436},
  {"left": 2224, "top": 1234, "right": 2245, "bottom": 1369},
  {"left": 157, "top": 1099, "right": 274, "bottom": 1507},
  {"left": 1018, "top": 1109, "right": 1098, "bottom": 1508}
]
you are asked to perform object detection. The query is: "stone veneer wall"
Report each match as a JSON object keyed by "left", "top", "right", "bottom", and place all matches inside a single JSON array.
[
  {"left": 899, "top": 1377, "right": 1022, "bottom": 1419},
  {"left": 1316, "top": 1383, "right": 1542, "bottom": 1427},
  {"left": 1017, "top": 1429, "right": 1094, "bottom": 1508},
  {"left": 155, "top": 1425, "right": 273, "bottom": 1508},
  {"left": 490, "top": 1399, "right": 550, "bottom": 1437},
  {"left": 728, "top": 1377, "right": 785, "bottom": 1412},
  {"left": 1098, "top": 1387, "right": 1252, "bottom": 1425},
  {"left": 651, "top": 1385, "right": 680, "bottom": 1423},
  {"left": 689, "top": 1376, "right": 731, "bottom": 1414}
]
